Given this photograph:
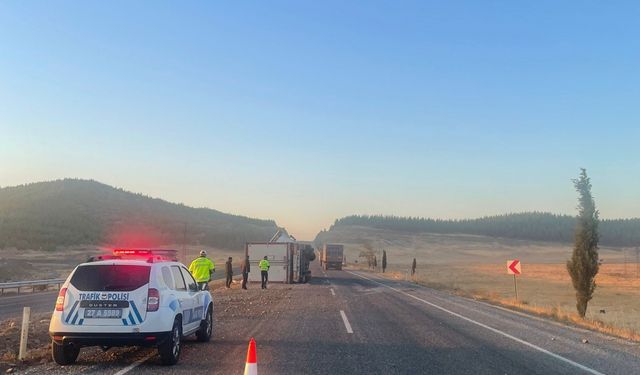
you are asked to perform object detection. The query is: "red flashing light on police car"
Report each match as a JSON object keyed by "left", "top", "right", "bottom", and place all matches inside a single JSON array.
[{"left": 112, "top": 249, "right": 178, "bottom": 262}]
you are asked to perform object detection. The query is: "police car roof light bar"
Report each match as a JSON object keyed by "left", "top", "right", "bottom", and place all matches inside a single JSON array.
[{"left": 112, "top": 249, "right": 179, "bottom": 262}]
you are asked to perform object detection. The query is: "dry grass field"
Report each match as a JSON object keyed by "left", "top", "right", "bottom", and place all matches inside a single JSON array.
[
  {"left": 327, "top": 225, "right": 640, "bottom": 339},
  {"left": 392, "top": 263, "right": 640, "bottom": 335},
  {"left": 0, "top": 247, "right": 103, "bottom": 282},
  {"left": 0, "top": 245, "right": 245, "bottom": 283}
]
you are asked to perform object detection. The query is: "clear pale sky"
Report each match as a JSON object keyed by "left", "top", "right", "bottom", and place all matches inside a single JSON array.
[{"left": 1, "top": 1, "right": 639, "bottom": 240}]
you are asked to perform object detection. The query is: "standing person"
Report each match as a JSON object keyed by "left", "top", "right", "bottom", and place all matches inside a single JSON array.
[
  {"left": 189, "top": 250, "right": 215, "bottom": 291},
  {"left": 241, "top": 255, "right": 250, "bottom": 290},
  {"left": 411, "top": 258, "right": 417, "bottom": 276},
  {"left": 259, "top": 256, "right": 270, "bottom": 289},
  {"left": 225, "top": 257, "right": 233, "bottom": 288}
]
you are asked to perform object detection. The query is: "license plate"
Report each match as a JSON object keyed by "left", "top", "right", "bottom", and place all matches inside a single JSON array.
[
  {"left": 84, "top": 309, "right": 123, "bottom": 319},
  {"left": 80, "top": 301, "right": 129, "bottom": 309}
]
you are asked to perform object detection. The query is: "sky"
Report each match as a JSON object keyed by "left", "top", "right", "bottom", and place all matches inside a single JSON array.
[{"left": 1, "top": 1, "right": 639, "bottom": 240}]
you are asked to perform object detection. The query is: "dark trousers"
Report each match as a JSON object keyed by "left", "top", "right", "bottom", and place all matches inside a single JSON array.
[
  {"left": 242, "top": 272, "right": 249, "bottom": 289},
  {"left": 261, "top": 271, "right": 268, "bottom": 289},
  {"left": 197, "top": 282, "right": 209, "bottom": 291},
  {"left": 226, "top": 274, "right": 232, "bottom": 288}
]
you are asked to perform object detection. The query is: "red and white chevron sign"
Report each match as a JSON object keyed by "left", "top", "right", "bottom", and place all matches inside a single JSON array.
[{"left": 507, "top": 259, "right": 521, "bottom": 275}]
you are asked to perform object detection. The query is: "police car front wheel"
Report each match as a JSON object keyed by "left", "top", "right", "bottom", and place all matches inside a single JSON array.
[
  {"left": 52, "top": 341, "right": 80, "bottom": 365},
  {"left": 196, "top": 305, "right": 213, "bottom": 342}
]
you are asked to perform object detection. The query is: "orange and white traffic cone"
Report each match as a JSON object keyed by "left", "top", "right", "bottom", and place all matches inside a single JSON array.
[{"left": 243, "top": 337, "right": 258, "bottom": 375}]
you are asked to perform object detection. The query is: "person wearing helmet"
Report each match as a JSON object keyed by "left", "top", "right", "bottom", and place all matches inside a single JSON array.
[{"left": 189, "top": 250, "right": 215, "bottom": 290}]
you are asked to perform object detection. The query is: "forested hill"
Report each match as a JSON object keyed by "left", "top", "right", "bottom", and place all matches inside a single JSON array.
[
  {"left": 321, "top": 213, "right": 640, "bottom": 247},
  {"left": 0, "top": 179, "right": 278, "bottom": 251}
]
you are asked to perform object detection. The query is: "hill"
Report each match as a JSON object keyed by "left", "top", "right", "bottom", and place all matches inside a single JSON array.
[
  {"left": 316, "top": 213, "right": 640, "bottom": 248},
  {"left": 0, "top": 179, "right": 278, "bottom": 251}
]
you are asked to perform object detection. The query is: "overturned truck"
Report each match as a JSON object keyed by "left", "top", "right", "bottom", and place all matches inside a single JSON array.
[{"left": 245, "top": 230, "right": 315, "bottom": 284}]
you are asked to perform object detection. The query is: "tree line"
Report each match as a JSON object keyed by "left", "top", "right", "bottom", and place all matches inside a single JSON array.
[{"left": 330, "top": 212, "right": 640, "bottom": 247}]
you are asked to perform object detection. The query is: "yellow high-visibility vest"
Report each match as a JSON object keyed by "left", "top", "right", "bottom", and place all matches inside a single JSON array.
[
  {"left": 189, "top": 257, "right": 215, "bottom": 282},
  {"left": 259, "top": 259, "right": 270, "bottom": 271}
]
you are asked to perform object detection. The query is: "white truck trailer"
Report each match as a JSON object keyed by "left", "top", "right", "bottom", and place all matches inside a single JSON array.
[
  {"left": 245, "top": 242, "right": 293, "bottom": 283},
  {"left": 246, "top": 235, "right": 314, "bottom": 284}
]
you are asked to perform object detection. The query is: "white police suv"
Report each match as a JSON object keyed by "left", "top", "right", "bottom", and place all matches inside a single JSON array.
[{"left": 49, "top": 249, "right": 214, "bottom": 366}]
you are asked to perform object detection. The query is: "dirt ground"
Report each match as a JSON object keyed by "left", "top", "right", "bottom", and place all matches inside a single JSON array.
[
  {"left": 0, "top": 247, "right": 103, "bottom": 282},
  {"left": 0, "top": 245, "right": 245, "bottom": 284},
  {"left": 0, "top": 244, "right": 249, "bottom": 373},
  {"left": 0, "top": 276, "right": 258, "bottom": 373},
  {"left": 0, "top": 311, "right": 52, "bottom": 370}
]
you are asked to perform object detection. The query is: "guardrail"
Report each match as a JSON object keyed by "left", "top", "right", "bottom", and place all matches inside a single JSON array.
[{"left": 0, "top": 279, "right": 65, "bottom": 295}]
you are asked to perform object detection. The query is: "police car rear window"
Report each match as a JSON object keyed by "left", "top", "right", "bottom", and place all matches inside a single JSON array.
[{"left": 70, "top": 265, "right": 151, "bottom": 291}]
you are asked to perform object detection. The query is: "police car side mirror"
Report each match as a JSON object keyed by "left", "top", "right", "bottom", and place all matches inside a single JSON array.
[{"left": 189, "top": 283, "right": 198, "bottom": 292}]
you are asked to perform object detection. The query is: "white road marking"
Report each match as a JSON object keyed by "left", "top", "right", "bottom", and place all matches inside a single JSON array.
[
  {"left": 347, "top": 271, "right": 605, "bottom": 375},
  {"left": 473, "top": 298, "right": 604, "bottom": 335},
  {"left": 340, "top": 310, "right": 353, "bottom": 334},
  {"left": 330, "top": 288, "right": 336, "bottom": 296},
  {"left": 112, "top": 351, "right": 156, "bottom": 375}
]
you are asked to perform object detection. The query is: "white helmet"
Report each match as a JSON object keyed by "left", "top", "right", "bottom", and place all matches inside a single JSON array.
[{"left": 199, "top": 250, "right": 207, "bottom": 257}]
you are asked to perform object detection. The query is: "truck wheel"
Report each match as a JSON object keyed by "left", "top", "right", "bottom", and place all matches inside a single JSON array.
[
  {"left": 159, "top": 318, "right": 182, "bottom": 365},
  {"left": 52, "top": 341, "right": 80, "bottom": 365},
  {"left": 196, "top": 305, "right": 213, "bottom": 342}
]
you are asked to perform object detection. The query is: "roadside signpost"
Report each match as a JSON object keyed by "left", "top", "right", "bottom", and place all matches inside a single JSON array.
[
  {"left": 507, "top": 259, "right": 521, "bottom": 300},
  {"left": 19, "top": 307, "right": 30, "bottom": 360}
]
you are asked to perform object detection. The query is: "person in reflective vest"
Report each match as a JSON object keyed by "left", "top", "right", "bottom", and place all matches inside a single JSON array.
[
  {"left": 189, "top": 250, "right": 215, "bottom": 290},
  {"left": 259, "top": 256, "right": 270, "bottom": 289}
]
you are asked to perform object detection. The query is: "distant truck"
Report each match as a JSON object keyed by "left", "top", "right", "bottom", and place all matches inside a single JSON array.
[{"left": 321, "top": 244, "right": 344, "bottom": 270}]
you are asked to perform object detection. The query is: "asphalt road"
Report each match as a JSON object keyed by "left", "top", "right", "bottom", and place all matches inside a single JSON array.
[
  {"left": 19, "top": 263, "right": 640, "bottom": 374},
  {"left": 0, "top": 291, "right": 58, "bottom": 320},
  {"left": 0, "top": 268, "right": 239, "bottom": 320}
]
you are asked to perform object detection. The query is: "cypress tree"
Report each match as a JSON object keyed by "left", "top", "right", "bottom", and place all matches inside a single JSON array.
[
  {"left": 567, "top": 168, "right": 600, "bottom": 318},
  {"left": 382, "top": 250, "right": 387, "bottom": 273}
]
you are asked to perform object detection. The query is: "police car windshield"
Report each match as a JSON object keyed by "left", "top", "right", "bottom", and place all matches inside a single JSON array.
[{"left": 70, "top": 265, "right": 151, "bottom": 291}]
